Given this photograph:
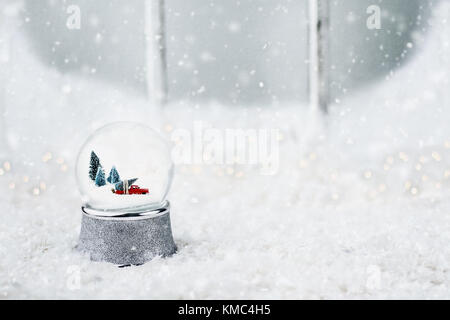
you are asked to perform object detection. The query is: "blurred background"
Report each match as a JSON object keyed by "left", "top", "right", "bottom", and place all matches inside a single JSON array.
[
  {"left": 0, "top": 0, "right": 440, "bottom": 203},
  {"left": 2, "top": 0, "right": 450, "bottom": 299},
  {"left": 17, "top": 0, "right": 431, "bottom": 104}
]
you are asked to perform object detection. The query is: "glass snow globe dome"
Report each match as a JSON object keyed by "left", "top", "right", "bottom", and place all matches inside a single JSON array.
[{"left": 76, "top": 122, "right": 173, "bottom": 215}]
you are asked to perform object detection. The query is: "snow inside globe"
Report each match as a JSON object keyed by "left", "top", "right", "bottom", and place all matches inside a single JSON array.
[{"left": 76, "top": 122, "right": 174, "bottom": 215}]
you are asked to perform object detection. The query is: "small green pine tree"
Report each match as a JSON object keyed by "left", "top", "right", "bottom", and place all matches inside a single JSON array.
[
  {"left": 107, "top": 166, "right": 121, "bottom": 184},
  {"left": 114, "top": 178, "right": 138, "bottom": 191},
  {"left": 95, "top": 166, "right": 106, "bottom": 187},
  {"left": 89, "top": 151, "right": 101, "bottom": 181}
]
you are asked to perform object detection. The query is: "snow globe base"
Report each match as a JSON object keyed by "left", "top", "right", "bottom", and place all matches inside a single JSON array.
[{"left": 77, "top": 201, "right": 177, "bottom": 266}]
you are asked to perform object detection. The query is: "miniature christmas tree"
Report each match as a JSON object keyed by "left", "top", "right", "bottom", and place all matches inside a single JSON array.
[
  {"left": 95, "top": 166, "right": 106, "bottom": 187},
  {"left": 107, "top": 166, "right": 120, "bottom": 184},
  {"left": 114, "top": 178, "right": 138, "bottom": 191},
  {"left": 89, "top": 151, "right": 101, "bottom": 181}
]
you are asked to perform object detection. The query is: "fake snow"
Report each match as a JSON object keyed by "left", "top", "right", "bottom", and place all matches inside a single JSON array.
[{"left": 1, "top": 3, "right": 450, "bottom": 299}]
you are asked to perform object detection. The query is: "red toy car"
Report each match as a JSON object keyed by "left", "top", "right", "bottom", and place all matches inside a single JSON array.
[{"left": 113, "top": 185, "right": 149, "bottom": 195}]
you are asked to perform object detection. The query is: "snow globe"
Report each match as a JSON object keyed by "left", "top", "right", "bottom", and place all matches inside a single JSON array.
[{"left": 75, "top": 122, "right": 176, "bottom": 265}]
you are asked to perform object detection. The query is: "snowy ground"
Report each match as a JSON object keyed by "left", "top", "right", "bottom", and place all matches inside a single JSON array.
[{"left": 1, "top": 3, "right": 450, "bottom": 299}]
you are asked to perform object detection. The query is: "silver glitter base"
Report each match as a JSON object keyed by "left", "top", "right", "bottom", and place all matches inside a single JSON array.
[{"left": 78, "top": 201, "right": 177, "bottom": 265}]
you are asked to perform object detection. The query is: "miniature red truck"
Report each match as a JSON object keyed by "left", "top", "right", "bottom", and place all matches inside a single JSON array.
[{"left": 113, "top": 185, "right": 149, "bottom": 195}]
